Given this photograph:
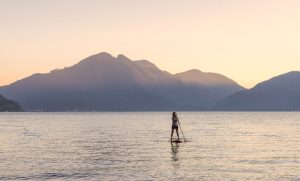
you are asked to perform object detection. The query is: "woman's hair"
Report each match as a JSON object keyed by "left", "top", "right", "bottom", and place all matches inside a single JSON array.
[{"left": 172, "top": 112, "right": 177, "bottom": 117}]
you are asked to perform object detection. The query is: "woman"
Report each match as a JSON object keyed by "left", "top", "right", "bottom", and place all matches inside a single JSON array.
[{"left": 170, "top": 112, "right": 180, "bottom": 140}]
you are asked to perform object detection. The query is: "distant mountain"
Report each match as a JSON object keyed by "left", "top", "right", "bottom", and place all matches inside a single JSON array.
[
  {"left": 175, "top": 69, "right": 244, "bottom": 96},
  {"left": 0, "top": 94, "right": 23, "bottom": 112},
  {"left": 214, "top": 71, "right": 300, "bottom": 111},
  {"left": 0, "top": 52, "right": 244, "bottom": 111}
]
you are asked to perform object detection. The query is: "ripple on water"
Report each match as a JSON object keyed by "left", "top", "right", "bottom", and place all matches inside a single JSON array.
[{"left": 0, "top": 112, "right": 299, "bottom": 180}]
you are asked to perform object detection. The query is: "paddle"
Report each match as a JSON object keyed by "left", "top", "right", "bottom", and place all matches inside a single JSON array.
[{"left": 178, "top": 120, "right": 187, "bottom": 142}]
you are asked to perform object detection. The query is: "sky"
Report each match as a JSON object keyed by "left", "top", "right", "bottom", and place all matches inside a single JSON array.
[{"left": 0, "top": 0, "right": 300, "bottom": 88}]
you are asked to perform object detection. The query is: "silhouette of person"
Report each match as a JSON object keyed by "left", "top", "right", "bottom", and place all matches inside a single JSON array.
[{"left": 170, "top": 112, "right": 180, "bottom": 141}]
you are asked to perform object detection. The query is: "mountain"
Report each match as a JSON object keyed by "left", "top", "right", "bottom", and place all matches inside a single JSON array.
[
  {"left": 0, "top": 52, "right": 244, "bottom": 111},
  {"left": 0, "top": 94, "right": 23, "bottom": 112},
  {"left": 175, "top": 69, "right": 244, "bottom": 96},
  {"left": 214, "top": 71, "right": 300, "bottom": 111}
]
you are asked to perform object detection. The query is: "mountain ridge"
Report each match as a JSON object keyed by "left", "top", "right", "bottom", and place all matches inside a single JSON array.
[
  {"left": 0, "top": 94, "right": 23, "bottom": 112},
  {"left": 0, "top": 52, "right": 244, "bottom": 111},
  {"left": 214, "top": 71, "right": 300, "bottom": 111}
]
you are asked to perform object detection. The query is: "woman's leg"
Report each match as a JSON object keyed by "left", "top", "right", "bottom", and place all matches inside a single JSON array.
[
  {"left": 176, "top": 128, "right": 180, "bottom": 140},
  {"left": 171, "top": 128, "right": 174, "bottom": 140}
]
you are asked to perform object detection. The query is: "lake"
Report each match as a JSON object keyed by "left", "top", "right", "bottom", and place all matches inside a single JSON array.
[{"left": 0, "top": 112, "right": 299, "bottom": 180}]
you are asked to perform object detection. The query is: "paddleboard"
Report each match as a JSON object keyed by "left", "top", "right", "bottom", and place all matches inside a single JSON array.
[{"left": 170, "top": 139, "right": 183, "bottom": 143}]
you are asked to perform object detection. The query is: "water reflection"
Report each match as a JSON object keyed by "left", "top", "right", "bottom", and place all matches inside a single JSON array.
[
  {"left": 0, "top": 112, "right": 300, "bottom": 180},
  {"left": 170, "top": 142, "right": 180, "bottom": 161}
]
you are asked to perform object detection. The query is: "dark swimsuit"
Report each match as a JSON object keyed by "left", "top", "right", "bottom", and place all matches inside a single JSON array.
[
  {"left": 172, "top": 116, "right": 179, "bottom": 129},
  {"left": 172, "top": 126, "right": 178, "bottom": 129}
]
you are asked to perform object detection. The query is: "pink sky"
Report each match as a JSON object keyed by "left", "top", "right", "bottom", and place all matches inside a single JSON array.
[{"left": 1, "top": 0, "right": 300, "bottom": 88}]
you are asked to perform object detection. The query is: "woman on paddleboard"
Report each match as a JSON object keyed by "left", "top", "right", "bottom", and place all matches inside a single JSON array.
[{"left": 171, "top": 112, "right": 180, "bottom": 140}]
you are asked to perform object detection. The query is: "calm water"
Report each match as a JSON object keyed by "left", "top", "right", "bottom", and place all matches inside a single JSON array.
[{"left": 0, "top": 112, "right": 299, "bottom": 180}]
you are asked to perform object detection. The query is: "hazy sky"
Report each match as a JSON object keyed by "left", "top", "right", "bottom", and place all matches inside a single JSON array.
[{"left": 1, "top": 0, "right": 300, "bottom": 88}]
